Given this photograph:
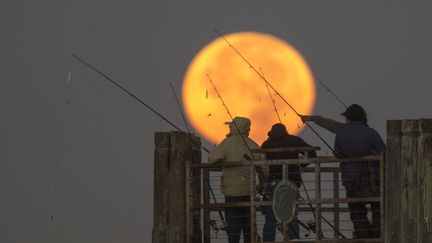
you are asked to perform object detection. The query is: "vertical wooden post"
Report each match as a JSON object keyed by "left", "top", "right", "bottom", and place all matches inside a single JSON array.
[
  {"left": 282, "top": 163, "right": 288, "bottom": 240},
  {"left": 152, "top": 132, "right": 202, "bottom": 243},
  {"left": 418, "top": 119, "right": 432, "bottom": 242},
  {"left": 202, "top": 168, "right": 211, "bottom": 243},
  {"left": 249, "top": 164, "right": 256, "bottom": 243},
  {"left": 315, "top": 161, "right": 322, "bottom": 240},
  {"left": 380, "top": 154, "right": 385, "bottom": 240},
  {"left": 153, "top": 132, "right": 170, "bottom": 243},
  {"left": 385, "top": 120, "right": 402, "bottom": 243},
  {"left": 333, "top": 169, "right": 340, "bottom": 239},
  {"left": 186, "top": 161, "right": 192, "bottom": 243},
  {"left": 401, "top": 120, "right": 419, "bottom": 243}
]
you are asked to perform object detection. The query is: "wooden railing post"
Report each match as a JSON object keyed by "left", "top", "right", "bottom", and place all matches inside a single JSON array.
[
  {"left": 418, "top": 119, "right": 432, "bottom": 242},
  {"left": 401, "top": 120, "right": 419, "bottom": 243},
  {"left": 333, "top": 169, "right": 340, "bottom": 239},
  {"left": 249, "top": 164, "right": 256, "bottom": 243},
  {"left": 282, "top": 163, "right": 288, "bottom": 241},
  {"left": 385, "top": 120, "right": 402, "bottom": 243},
  {"left": 315, "top": 161, "right": 322, "bottom": 240},
  {"left": 202, "top": 168, "right": 210, "bottom": 243},
  {"left": 152, "top": 132, "right": 202, "bottom": 243}
]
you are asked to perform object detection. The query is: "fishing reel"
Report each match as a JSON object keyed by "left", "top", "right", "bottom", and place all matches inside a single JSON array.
[
  {"left": 306, "top": 220, "right": 316, "bottom": 233},
  {"left": 209, "top": 219, "right": 226, "bottom": 238}
]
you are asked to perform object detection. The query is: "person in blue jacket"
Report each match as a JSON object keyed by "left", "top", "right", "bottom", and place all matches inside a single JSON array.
[{"left": 302, "top": 104, "right": 385, "bottom": 238}]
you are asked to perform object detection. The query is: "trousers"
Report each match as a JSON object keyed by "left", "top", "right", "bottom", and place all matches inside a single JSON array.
[
  {"left": 345, "top": 179, "right": 380, "bottom": 238},
  {"left": 225, "top": 195, "right": 251, "bottom": 243}
]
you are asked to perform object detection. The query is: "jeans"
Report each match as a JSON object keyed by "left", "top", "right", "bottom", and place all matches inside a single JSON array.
[
  {"left": 262, "top": 178, "right": 300, "bottom": 241},
  {"left": 225, "top": 195, "right": 251, "bottom": 243},
  {"left": 345, "top": 180, "right": 380, "bottom": 238}
]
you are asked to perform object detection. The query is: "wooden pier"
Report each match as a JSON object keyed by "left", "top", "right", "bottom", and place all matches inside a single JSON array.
[{"left": 152, "top": 119, "right": 432, "bottom": 243}]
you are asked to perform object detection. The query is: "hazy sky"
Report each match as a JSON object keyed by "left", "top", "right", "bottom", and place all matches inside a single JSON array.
[{"left": 2, "top": 1, "right": 432, "bottom": 242}]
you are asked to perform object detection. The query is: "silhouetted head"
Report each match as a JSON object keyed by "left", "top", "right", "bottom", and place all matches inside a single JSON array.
[
  {"left": 267, "top": 123, "right": 289, "bottom": 139},
  {"left": 224, "top": 117, "right": 251, "bottom": 136},
  {"left": 341, "top": 104, "right": 367, "bottom": 124}
]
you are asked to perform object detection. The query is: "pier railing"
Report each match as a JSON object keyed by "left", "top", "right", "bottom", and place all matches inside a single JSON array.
[{"left": 185, "top": 153, "right": 384, "bottom": 243}]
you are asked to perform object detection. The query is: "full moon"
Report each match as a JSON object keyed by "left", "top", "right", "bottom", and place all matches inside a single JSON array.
[{"left": 182, "top": 32, "right": 316, "bottom": 145}]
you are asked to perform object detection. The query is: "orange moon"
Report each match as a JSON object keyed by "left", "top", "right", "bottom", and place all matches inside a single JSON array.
[{"left": 182, "top": 32, "right": 316, "bottom": 145}]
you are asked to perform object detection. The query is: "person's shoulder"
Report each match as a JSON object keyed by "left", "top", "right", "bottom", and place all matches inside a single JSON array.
[
  {"left": 287, "top": 134, "right": 303, "bottom": 142},
  {"left": 367, "top": 126, "right": 383, "bottom": 137},
  {"left": 336, "top": 123, "right": 349, "bottom": 132},
  {"left": 246, "top": 136, "right": 261, "bottom": 148},
  {"left": 261, "top": 139, "right": 271, "bottom": 148}
]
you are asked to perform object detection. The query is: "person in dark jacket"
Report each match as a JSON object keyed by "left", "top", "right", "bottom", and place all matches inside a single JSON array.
[
  {"left": 302, "top": 104, "right": 385, "bottom": 238},
  {"left": 261, "top": 123, "right": 317, "bottom": 241}
]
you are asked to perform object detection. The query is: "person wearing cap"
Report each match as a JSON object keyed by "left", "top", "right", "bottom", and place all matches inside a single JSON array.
[
  {"left": 208, "top": 117, "right": 268, "bottom": 243},
  {"left": 302, "top": 104, "right": 385, "bottom": 238},
  {"left": 261, "top": 123, "right": 317, "bottom": 241}
]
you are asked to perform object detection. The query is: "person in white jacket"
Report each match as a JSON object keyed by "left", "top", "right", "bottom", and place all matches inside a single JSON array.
[{"left": 209, "top": 117, "right": 268, "bottom": 243}]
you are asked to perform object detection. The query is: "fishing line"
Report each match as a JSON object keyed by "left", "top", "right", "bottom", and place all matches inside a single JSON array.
[{"left": 214, "top": 29, "right": 334, "bottom": 153}]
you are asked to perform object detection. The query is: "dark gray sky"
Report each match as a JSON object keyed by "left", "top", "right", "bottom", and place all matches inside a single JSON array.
[{"left": 1, "top": 1, "right": 432, "bottom": 242}]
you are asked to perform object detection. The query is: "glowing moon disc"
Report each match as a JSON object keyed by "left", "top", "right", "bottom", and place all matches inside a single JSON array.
[{"left": 182, "top": 32, "right": 315, "bottom": 145}]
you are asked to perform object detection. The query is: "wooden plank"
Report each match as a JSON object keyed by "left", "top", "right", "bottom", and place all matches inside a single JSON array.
[
  {"left": 202, "top": 168, "right": 210, "bottom": 243},
  {"left": 251, "top": 146, "right": 321, "bottom": 153},
  {"left": 152, "top": 132, "right": 171, "bottom": 243},
  {"left": 333, "top": 170, "right": 340, "bottom": 239},
  {"left": 152, "top": 132, "right": 202, "bottom": 243},
  {"left": 418, "top": 119, "right": 432, "bottom": 242},
  {"left": 268, "top": 238, "right": 383, "bottom": 243},
  {"left": 315, "top": 161, "right": 322, "bottom": 240},
  {"left": 189, "top": 156, "right": 383, "bottom": 168},
  {"left": 401, "top": 120, "right": 419, "bottom": 243},
  {"left": 192, "top": 197, "right": 381, "bottom": 209},
  {"left": 186, "top": 162, "right": 192, "bottom": 243},
  {"left": 380, "top": 155, "right": 385, "bottom": 240},
  {"left": 169, "top": 132, "right": 188, "bottom": 243},
  {"left": 250, "top": 165, "right": 257, "bottom": 243}
]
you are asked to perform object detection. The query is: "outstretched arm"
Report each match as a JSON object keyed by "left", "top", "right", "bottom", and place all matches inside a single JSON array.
[{"left": 300, "top": 115, "right": 344, "bottom": 134}]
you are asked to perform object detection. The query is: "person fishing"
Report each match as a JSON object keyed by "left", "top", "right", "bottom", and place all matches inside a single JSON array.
[
  {"left": 208, "top": 117, "right": 268, "bottom": 243},
  {"left": 260, "top": 123, "right": 317, "bottom": 241},
  {"left": 301, "top": 104, "right": 385, "bottom": 238}
]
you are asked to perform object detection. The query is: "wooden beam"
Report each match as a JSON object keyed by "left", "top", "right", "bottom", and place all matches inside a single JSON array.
[
  {"left": 152, "top": 132, "right": 202, "bottom": 243},
  {"left": 418, "top": 119, "right": 432, "bottom": 241},
  {"left": 400, "top": 120, "right": 419, "bottom": 243}
]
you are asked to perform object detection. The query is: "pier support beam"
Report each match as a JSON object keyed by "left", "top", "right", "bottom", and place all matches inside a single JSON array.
[
  {"left": 152, "top": 132, "right": 202, "bottom": 243},
  {"left": 385, "top": 119, "right": 432, "bottom": 243}
]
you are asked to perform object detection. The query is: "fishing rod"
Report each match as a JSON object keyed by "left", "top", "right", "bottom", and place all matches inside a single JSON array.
[
  {"left": 169, "top": 82, "right": 191, "bottom": 135},
  {"left": 299, "top": 191, "right": 346, "bottom": 238},
  {"left": 206, "top": 74, "right": 257, "bottom": 161},
  {"left": 207, "top": 74, "right": 273, "bottom": 241},
  {"left": 213, "top": 31, "right": 346, "bottom": 238},
  {"left": 214, "top": 29, "right": 334, "bottom": 153},
  {"left": 315, "top": 75, "right": 347, "bottom": 109},
  {"left": 259, "top": 67, "right": 282, "bottom": 123},
  {"left": 168, "top": 81, "right": 227, "bottom": 230},
  {"left": 72, "top": 55, "right": 230, "bottom": 230},
  {"left": 72, "top": 55, "right": 187, "bottom": 137}
]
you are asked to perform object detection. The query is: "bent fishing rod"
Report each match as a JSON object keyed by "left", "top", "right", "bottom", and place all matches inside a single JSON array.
[
  {"left": 72, "top": 55, "right": 230, "bottom": 227},
  {"left": 169, "top": 82, "right": 191, "bottom": 136},
  {"left": 259, "top": 67, "right": 282, "bottom": 123},
  {"left": 315, "top": 75, "right": 347, "bottom": 109},
  {"left": 206, "top": 74, "right": 257, "bottom": 162},
  {"left": 168, "top": 81, "right": 227, "bottom": 230},
  {"left": 213, "top": 31, "right": 346, "bottom": 238},
  {"left": 214, "top": 29, "right": 334, "bottom": 153},
  {"left": 71, "top": 55, "right": 191, "bottom": 142}
]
